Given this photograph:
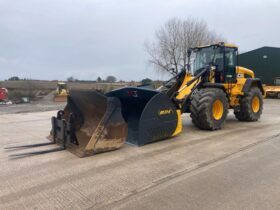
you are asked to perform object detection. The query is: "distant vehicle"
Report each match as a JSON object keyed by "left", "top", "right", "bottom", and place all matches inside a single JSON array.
[
  {"left": 264, "top": 77, "right": 280, "bottom": 98},
  {"left": 0, "top": 88, "right": 8, "bottom": 101},
  {"left": 0, "top": 88, "right": 12, "bottom": 105},
  {"left": 53, "top": 82, "right": 69, "bottom": 102}
]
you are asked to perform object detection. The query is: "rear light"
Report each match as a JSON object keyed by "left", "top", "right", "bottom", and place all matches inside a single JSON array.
[{"left": 220, "top": 74, "right": 224, "bottom": 82}]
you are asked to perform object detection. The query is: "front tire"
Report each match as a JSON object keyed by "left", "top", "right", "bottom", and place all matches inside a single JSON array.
[
  {"left": 190, "top": 88, "right": 229, "bottom": 130},
  {"left": 234, "top": 87, "right": 263, "bottom": 121}
]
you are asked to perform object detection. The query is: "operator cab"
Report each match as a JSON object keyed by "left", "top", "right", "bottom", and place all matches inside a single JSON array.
[
  {"left": 57, "top": 82, "right": 67, "bottom": 93},
  {"left": 191, "top": 43, "right": 238, "bottom": 83}
]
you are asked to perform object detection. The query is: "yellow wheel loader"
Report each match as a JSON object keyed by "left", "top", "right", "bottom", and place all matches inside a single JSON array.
[
  {"left": 53, "top": 82, "right": 69, "bottom": 102},
  {"left": 47, "top": 43, "right": 264, "bottom": 157},
  {"left": 11, "top": 43, "right": 264, "bottom": 158}
]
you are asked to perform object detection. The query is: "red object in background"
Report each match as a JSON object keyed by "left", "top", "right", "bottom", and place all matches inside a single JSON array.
[{"left": 0, "top": 88, "right": 8, "bottom": 101}]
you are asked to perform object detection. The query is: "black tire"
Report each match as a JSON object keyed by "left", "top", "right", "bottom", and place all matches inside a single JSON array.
[
  {"left": 234, "top": 87, "right": 263, "bottom": 121},
  {"left": 190, "top": 88, "right": 229, "bottom": 130}
]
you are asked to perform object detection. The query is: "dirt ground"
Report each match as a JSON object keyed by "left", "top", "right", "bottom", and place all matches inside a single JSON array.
[
  {"left": 0, "top": 99, "right": 280, "bottom": 209},
  {"left": 0, "top": 92, "right": 65, "bottom": 115}
]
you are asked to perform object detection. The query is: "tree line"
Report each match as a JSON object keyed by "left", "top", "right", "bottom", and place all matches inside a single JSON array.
[
  {"left": 6, "top": 75, "right": 154, "bottom": 86},
  {"left": 66, "top": 75, "right": 117, "bottom": 83}
]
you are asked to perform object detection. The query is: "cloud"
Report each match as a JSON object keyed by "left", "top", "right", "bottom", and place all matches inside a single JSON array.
[{"left": 0, "top": 0, "right": 279, "bottom": 80}]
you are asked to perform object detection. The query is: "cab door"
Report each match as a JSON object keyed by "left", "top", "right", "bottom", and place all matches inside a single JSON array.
[{"left": 224, "top": 48, "right": 238, "bottom": 83}]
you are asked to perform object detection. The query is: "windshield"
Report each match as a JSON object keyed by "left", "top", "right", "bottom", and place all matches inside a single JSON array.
[
  {"left": 192, "top": 46, "right": 221, "bottom": 74},
  {"left": 191, "top": 46, "right": 238, "bottom": 76},
  {"left": 58, "top": 84, "right": 67, "bottom": 89}
]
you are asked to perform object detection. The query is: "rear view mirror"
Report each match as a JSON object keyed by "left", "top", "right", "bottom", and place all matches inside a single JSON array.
[{"left": 187, "top": 49, "right": 192, "bottom": 57}]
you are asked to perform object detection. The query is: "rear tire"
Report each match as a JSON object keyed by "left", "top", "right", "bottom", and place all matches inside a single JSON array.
[
  {"left": 190, "top": 88, "right": 229, "bottom": 130},
  {"left": 234, "top": 87, "right": 263, "bottom": 121}
]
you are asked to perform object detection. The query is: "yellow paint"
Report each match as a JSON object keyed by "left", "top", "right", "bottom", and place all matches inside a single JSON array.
[
  {"left": 252, "top": 96, "right": 260, "bottom": 113},
  {"left": 212, "top": 99, "right": 224, "bottom": 120},
  {"left": 264, "top": 85, "right": 280, "bottom": 92},
  {"left": 173, "top": 66, "right": 255, "bottom": 108},
  {"left": 223, "top": 43, "right": 238, "bottom": 48},
  {"left": 173, "top": 44, "right": 260, "bottom": 113},
  {"left": 223, "top": 66, "right": 255, "bottom": 107},
  {"left": 196, "top": 42, "right": 238, "bottom": 49},
  {"left": 236, "top": 66, "right": 254, "bottom": 78},
  {"left": 209, "top": 68, "right": 216, "bottom": 83},
  {"left": 176, "top": 73, "right": 196, "bottom": 100},
  {"left": 172, "top": 110, "right": 182, "bottom": 136},
  {"left": 175, "top": 46, "right": 251, "bottom": 106},
  {"left": 263, "top": 77, "right": 280, "bottom": 98},
  {"left": 174, "top": 64, "right": 257, "bottom": 109}
]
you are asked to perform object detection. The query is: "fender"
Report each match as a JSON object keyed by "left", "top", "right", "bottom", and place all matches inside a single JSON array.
[
  {"left": 242, "top": 78, "right": 265, "bottom": 95},
  {"left": 202, "top": 83, "right": 226, "bottom": 91}
]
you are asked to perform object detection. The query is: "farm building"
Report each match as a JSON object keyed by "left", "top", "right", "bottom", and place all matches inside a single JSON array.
[{"left": 238, "top": 47, "right": 280, "bottom": 85}]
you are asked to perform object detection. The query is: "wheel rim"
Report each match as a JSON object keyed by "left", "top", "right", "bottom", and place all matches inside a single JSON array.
[
  {"left": 252, "top": 96, "right": 260, "bottom": 113},
  {"left": 212, "top": 99, "right": 224, "bottom": 120}
]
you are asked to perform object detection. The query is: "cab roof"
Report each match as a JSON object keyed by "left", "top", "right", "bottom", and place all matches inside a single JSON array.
[{"left": 194, "top": 42, "right": 238, "bottom": 50}]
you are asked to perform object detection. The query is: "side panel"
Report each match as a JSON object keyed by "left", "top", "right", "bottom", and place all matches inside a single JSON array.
[
  {"left": 138, "top": 93, "right": 178, "bottom": 146},
  {"left": 224, "top": 66, "right": 264, "bottom": 107},
  {"left": 107, "top": 87, "right": 159, "bottom": 145}
]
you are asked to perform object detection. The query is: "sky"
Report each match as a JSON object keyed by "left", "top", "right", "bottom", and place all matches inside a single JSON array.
[{"left": 0, "top": 0, "right": 279, "bottom": 81}]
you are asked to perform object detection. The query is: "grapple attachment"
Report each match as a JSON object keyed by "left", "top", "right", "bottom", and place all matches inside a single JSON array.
[{"left": 50, "top": 90, "right": 128, "bottom": 157}]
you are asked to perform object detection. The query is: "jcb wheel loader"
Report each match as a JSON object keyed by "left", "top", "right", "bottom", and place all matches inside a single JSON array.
[
  {"left": 53, "top": 82, "right": 69, "bottom": 102},
  {"left": 42, "top": 43, "right": 264, "bottom": 157}
]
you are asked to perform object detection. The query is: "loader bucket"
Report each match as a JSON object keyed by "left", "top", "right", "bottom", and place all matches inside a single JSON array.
[
  {"left": 107, "top": 87, "right": 179, "bottom": 146},
  {"left": 49, "top": 90, "right": 128, "bottom": 157},
  {"left": 53, "top": 94, "right": 68, "bottom": 102}
]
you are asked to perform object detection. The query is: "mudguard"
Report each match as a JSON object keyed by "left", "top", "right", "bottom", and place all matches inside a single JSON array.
[{"left": 242, "top": 78, "right": 265, "bottom": 95}]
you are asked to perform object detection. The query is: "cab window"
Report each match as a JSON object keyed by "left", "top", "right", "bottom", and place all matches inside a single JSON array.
[{"left": 225, "top": 48, "right": 237, "bottom": 68}]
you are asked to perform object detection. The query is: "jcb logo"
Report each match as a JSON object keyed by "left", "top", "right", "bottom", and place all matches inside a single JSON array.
[{"left": 158, "top": 109, "right": 173, "bottom": 116}]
